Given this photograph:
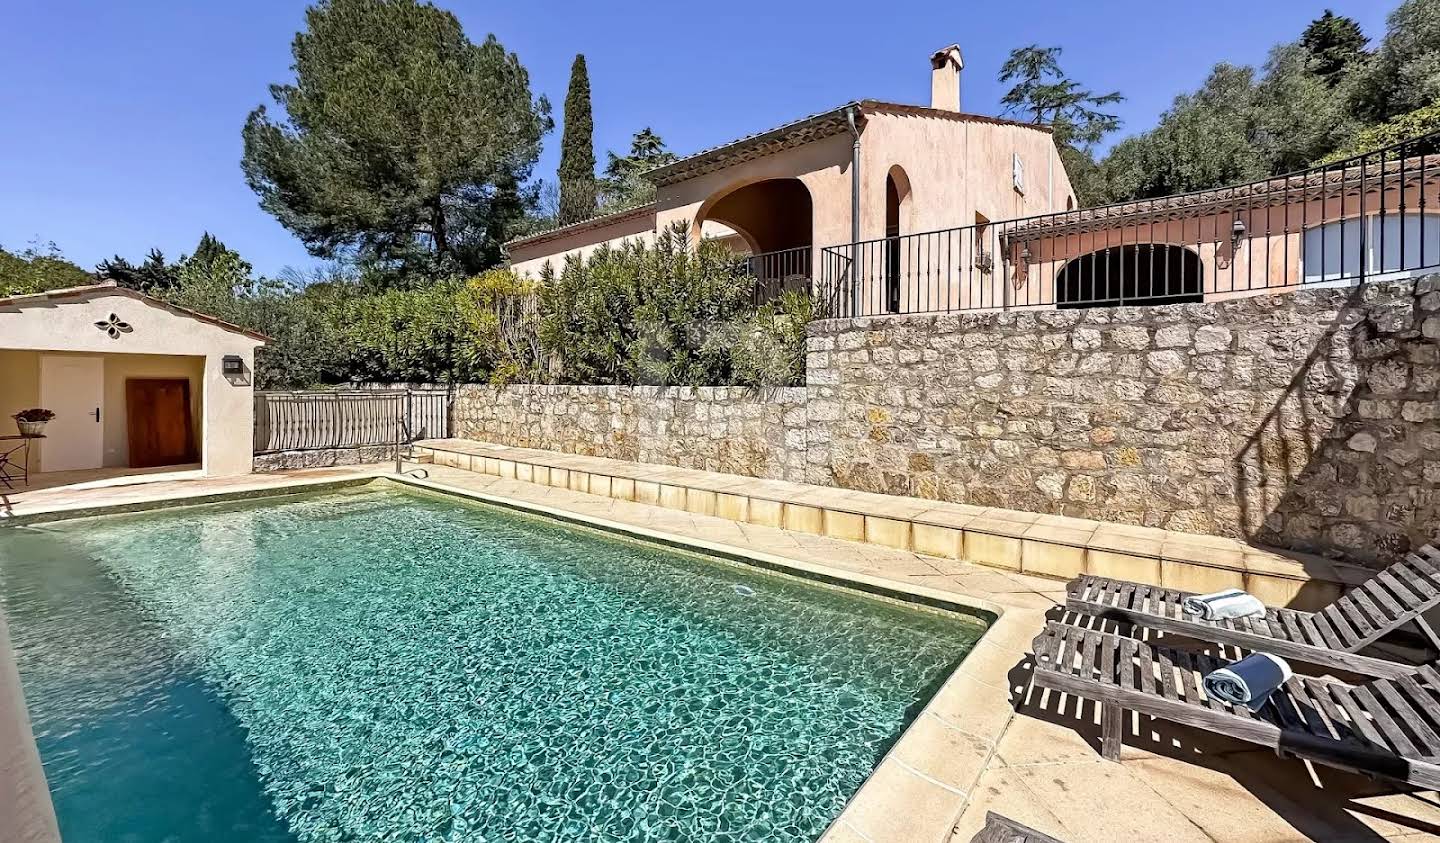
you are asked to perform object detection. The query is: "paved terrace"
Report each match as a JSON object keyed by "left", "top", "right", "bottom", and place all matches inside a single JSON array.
[{"left": 3, "top": 459, "right": 1439, "bottom": 841}]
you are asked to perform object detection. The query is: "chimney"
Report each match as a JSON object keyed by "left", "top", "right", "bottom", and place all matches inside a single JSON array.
[{"left": 930, "top": 45, "right": 964, "bottom": 112}]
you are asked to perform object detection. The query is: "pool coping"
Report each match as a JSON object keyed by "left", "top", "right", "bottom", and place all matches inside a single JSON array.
[{"left": 4, "top": 467, "right": 1038, "bottom": 843}]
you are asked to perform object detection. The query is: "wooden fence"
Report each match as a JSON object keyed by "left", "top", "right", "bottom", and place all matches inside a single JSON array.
[{"left": 253, "top": 389, "right": 450, "bottom": 454}]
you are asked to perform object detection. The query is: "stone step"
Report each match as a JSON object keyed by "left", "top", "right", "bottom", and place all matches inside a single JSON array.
[{"left": 414, "top": 437, "right": 1372, "bottom": 611}]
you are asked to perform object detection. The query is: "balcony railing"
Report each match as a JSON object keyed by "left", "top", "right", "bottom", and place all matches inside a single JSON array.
[
  {"left": 740, "top": 246, "right": 812, "bottom": 304},
  {"left": 815, "top": 130, "right": 1440, "bottom": 319}
]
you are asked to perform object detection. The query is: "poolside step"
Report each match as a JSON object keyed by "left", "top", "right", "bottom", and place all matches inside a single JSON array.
[{"left": 413, "top": 438, "right": 1371, "bottom": 611}]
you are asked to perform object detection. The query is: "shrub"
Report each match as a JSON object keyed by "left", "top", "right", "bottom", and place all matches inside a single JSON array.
[
  {"left": 537, "top": 223, "right": 759, "bottom": 385},
  {"left": 456, "top": 268, "right": 544, "bottom": 385},
  {"left": 728, "top": 290, "right": 812, "bottom": 387}
]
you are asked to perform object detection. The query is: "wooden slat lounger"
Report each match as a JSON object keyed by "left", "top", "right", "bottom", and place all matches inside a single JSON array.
[
  {"left": 1031, "top": 621, "right": 1440, "bottom": 788},
  {"left": 1067, "top": 545, "right": 1440, "bottom": 679},
  {"left": 968, "top": 812, "right": 1066, "bottom": 843}
]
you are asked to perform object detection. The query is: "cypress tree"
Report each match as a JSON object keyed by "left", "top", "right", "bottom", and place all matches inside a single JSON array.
[{"left": 558, "top": 54, "right": 597, "bottom": 225}]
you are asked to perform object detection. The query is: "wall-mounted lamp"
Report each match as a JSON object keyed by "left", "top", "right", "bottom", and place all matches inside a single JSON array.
[
  {"left": 222, "top": 355, "right": 245, "bottom": 376},
  {"left": 1231, "top": 217, "right": 1247, "bottom": 248},
  {"left": 1020, "top": 245, "right": 1032, "bottom": 261}
]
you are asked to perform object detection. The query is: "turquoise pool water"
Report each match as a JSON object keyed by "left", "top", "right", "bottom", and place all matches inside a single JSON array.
[{"left": 1, "top": 488, "right": 985, "bottom": 842}]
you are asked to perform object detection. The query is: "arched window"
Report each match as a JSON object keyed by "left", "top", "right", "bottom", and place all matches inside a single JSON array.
[{"left": 1055, "top": 244, "right": 1203, "bottom": 308}]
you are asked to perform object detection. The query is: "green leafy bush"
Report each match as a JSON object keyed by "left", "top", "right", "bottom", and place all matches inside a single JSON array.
[
  {"left": 729, "top": 291, "right": 813, "bottom": 388},
  {"left": 537, "top": 223, "right": 766, "bottom": 386}
]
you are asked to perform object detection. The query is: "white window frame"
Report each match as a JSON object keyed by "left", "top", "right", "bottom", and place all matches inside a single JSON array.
[{"left": 1301, "top": 212, "right": 1440, "bottom": 284}]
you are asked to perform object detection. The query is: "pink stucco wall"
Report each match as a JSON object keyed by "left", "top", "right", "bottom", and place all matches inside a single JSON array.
[{"left": 507, "top": 106, "right": 1073, "bottom": 285}]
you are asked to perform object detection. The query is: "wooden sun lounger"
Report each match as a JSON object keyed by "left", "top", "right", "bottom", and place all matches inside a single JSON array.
[
  {"left": 1031, "top": 621, "right": 1440, "bottom": 788},
  {"left": 968, "top": 812, "right": 1065, "bottom": 843},
  {"left": 1066, "top": 545, "right": 1440, "bottom": 679}
]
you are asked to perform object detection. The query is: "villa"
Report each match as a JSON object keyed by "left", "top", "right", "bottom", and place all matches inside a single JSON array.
[
  {"left": 510, "top": 44, "right": 1440, "bottom": 318},
  {"left": 507, "top": 45, "right": 1077, "bottom": 298}
]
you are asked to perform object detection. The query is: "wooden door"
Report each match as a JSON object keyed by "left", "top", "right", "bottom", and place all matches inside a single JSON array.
[{"left": 126, "top": 379, "right": 196, "bottom": 468}]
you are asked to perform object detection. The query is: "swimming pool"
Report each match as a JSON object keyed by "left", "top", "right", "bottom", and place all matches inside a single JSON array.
[{"left": 1, "top": 487, "right": 986, "bottom": 842}]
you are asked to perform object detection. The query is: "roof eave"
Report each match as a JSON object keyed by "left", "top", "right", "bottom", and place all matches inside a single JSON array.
[
  {"left": 505, "top": 202, "right": 659, "bottom": 251},
  {"left": 640, "top": 100, "right": 1055, "bottom": 188},
  {"left": 0, "top": 280, "right": 271, "bottom": 343},
  {"left": 642, "top": 102, "right": 861, "bottom": 187}
]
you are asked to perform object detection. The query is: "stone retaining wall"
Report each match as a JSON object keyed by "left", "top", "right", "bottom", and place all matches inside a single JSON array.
[
  {"left": 452, "top": 385, "right": 810, "bottom": 482},
  {"left": 810, "top": 278, "right": 1439, "bottom": 565},
  {"left": 447, "top": 278, "right": 1440, "bottom": 565}
]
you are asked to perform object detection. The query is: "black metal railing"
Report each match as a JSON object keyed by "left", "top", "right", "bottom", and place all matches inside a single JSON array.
[
  {"left": 817, "top": 130, "right": 1440, "bottom": 318},
  {"left": 741, "top": 246, "right": 812, "bottom": 304},
  {"left": 254, "top": 388, "right": 450, "bottom": 453}
]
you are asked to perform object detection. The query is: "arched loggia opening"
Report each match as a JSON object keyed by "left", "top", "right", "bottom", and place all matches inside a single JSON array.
[
  {"left": 1055, "top": 244, "right": 1204, "bottom": 308},
  {"left": 697, "top": 178, "right": 813, "bottom": 300}
]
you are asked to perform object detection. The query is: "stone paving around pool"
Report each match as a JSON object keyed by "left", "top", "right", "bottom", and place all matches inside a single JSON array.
[{"left": 5, "top": 462, "right": 1440, "bottom": 841}]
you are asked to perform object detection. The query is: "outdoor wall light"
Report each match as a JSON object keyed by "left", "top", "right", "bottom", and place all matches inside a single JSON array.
[
  {"left": 1231, "top": 217, "right": 1247, "bottom": 247},
  {"left": 1020, "top": 245, "right": 1032, "bottom": 261},
  {"left": 222, "top": 355, "right": 245, "bottom": 375}
]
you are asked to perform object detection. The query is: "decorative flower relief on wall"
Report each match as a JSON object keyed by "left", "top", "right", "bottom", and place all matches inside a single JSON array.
[{"left": 95, "top": 312, "right": 133, "bottom": 339}]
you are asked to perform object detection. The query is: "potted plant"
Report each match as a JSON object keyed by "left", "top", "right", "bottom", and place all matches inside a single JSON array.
[{"left": 13, "top": 408, "right": 55, "bottom": 436}]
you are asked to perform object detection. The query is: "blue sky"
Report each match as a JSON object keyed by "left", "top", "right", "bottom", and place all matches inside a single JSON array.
[{"left": 0, "top": 0, "right": 1395, "bottom": 277}]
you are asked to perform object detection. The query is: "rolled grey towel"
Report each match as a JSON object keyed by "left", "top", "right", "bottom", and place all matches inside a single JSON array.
[
  {"left": 1182, "top": 588, "right": 1265, "bottom": 621},
  {"left": 1203, "top": 653, "right": 1293, "bottom": 710}
]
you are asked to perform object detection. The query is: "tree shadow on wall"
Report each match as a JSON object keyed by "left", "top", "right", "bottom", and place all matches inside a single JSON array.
[{"left": 1232, "top": 278, "right": 1437, "bottom": 571}]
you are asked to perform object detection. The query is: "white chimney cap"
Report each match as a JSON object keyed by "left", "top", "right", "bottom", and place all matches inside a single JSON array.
[{"left": 930, "top": 45, "right": 964, "bottom": 71}]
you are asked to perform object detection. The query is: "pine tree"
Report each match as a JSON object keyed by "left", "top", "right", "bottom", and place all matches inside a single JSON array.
[
  {"left": 557, "top": 54, "right": 597, "bottom": 225},
  {"left": 1300, "top": 10, "right": 1369, "bottom": 86},
  {"left": 241, "top": 0, "right": 551, "bottom": 280},
  {"left": 599, "top": 128, "right": 678, "bottom": 212},
  {"left": 998, "top": 45, "right": 1123, "bottom": 206}
]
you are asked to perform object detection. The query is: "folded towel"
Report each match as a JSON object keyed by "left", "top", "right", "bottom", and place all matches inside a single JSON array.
[
  {"left": 1203, "top": 653, "right": 1293, "bottom": 710},
  {"left": 1182, "top": 588, "right": 1265, "bottom": 621}
]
